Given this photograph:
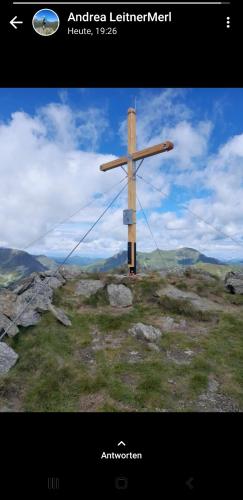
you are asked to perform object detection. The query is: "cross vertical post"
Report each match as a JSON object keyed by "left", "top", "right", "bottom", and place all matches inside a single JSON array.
[
  {"left": 99, "top": 107, "right": 174, "bottom": 276},
  {"left": 127, "top": 107, "right": 137, "bottom": 274}
]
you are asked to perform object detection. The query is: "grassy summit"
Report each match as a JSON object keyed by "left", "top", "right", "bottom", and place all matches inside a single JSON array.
[{"left": 0, "top": 268, "right": 243, "bottom": 412}]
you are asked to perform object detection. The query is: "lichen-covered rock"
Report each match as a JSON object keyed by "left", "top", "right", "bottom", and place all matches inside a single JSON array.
[
  {"left": 15, "top": 308, "right": 41, "bottom": 327},
  {"left": 16, "top": 281, "right": 53, "bottom": 314},
  {"left": 0, "top": 342, "right": 18, "bottom": 374},
  {"left": 160, "top": 316, "right": 176, "bottom": 331},
  {"left": 0, "top": 290, "right": 18, "bottom": 318},
  {"left": 107, "top": 284, "right": 133, "bottom": 307},
  {"left": 0, "top": 312, "right": 19, "bottom": 337},
  {"left": 59, "top": 265, "right": 84, "bottom": 280},
  {"left": 166, "top": 348, "right": 195, "bottom": 365},
  {"left": 40, "top": 269, "right": 66, "bottom": 283},
  {"left": 42, "top": 276, "right": 63, "bottom": 289},
  {"left": 10, "top": 273, "right": 39, "bottom": 295},
  {"left": 156, "top": 285, "right": 221, "bottom": 311},
  {"left": 75, "top": 279, "right": 104, "bottom": 298},
  {"left": 129, "top": 323, "right": 162, "bottom": 342},
  {"left": 48, "top": 304, "right": 72, "bottom": 326},
  {"left": 224, "top": 271, "right": 243, "bottom": 294},
  {"left": 2, "top": 275, "right": 53, "bottom": 328},
  {"left": 159, "top": 316, "right": 188, "bottom": 332}
]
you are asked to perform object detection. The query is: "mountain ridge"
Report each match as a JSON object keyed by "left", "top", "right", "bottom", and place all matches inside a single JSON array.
[
  {"left": 0, "top": 246, "right": 231, "bottom": 287},
  {"left": 83, "top": 247, "right": 224, "bottom": 272}
]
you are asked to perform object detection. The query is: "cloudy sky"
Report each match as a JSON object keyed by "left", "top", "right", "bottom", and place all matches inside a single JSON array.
[{"left": 1, "top": 87, "right": 243, "bottom": 261}]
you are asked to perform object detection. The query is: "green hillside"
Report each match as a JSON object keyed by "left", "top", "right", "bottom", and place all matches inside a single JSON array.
[
  {"left": 0, "top": 248, "right": 48, "bottom": 287},
  {"left": 83, "top": 247, "right": 224, "bottom": 273}
]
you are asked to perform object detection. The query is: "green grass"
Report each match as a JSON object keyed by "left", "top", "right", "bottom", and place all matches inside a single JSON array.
[
  {"left": 158, "top": 295, "right": 214, "bottom": 321},
  {"left": 191, "top": 314, "right": 243, "bottom": 406},
  {"left": 225, "top": 294, "right": 243, "bottom": 305},
  {"left": 133, "top": 277, "right": 166, "bottom": 303},
  {"left": 1, "top": 272, "right": 243, "bottom": 412},
  {"left": 83, "top": 288, "right": 109, "bottom": 307}
]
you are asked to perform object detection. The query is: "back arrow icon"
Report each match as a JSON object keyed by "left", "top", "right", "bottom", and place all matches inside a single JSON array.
[{"left": 10, "top": 16, "right": 23, "bottom": 29}]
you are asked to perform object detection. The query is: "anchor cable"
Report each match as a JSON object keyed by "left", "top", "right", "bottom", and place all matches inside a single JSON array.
[
  {"left": 21, "top": 175, "right": 127, "bottom": 251},
  {"left": 137, "top": 173, "right": 243, "bottom": 251},
  {"left": 0, "top": 180, "right": 128, "bottom": 341},
  {"left": 137, "top": 195, "right": 161, "bottom": 252}
]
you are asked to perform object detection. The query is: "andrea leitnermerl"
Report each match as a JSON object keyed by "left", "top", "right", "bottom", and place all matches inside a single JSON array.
[
  {"left": 101, "top": 452, "right": 143, "bottom": 459},
  {"left": 68, "top": 12, "right": 172, "bottom": 23}
]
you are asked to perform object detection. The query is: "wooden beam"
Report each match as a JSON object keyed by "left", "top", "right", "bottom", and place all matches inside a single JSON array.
[
  {"left": 127, "top": 108, "right": 136, "bottom": 271},
  {"left": 100, "top": 155, "right": 128, "bottom": 172},
  {"left": 100, "top": 141, "right": 174, "bottom": 172},
  {"left": 132, "top": 141, "right": 174, "bottom": 162}
]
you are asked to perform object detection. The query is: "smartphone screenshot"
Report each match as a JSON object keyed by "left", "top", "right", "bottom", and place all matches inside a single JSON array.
[{"left": 0, "top": 0, "right": 242, "bottom": 497}]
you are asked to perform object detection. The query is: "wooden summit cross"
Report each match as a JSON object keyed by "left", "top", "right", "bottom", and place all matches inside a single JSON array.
[{"left": 99, "top": 107, "right": 174, "bottom": 275}]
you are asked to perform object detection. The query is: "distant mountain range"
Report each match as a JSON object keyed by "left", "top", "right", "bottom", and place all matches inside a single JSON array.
[
  {"left": 0, "top": 248, "right": 47, "bottom": 274},
  {"left": 1, "top": 246, "right": 240, "bottom": 288},
  {"left": 53, "top": 255, "right": 104, "bottom": 267},
  {"left": 82, "top": 247, "right": 224, "bottom": 272},
  {"left": 0, "top": 248, "right": 56, "bottom": 287}
]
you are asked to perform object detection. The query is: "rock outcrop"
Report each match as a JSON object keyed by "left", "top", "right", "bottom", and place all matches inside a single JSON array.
[
  {"left": 0, "top": 342, "right": 18, "bottom": 374},
  {"left": 0, "top": 290, "right": 18, "bottom": 318},
  {"left": 0, "top": 268, "right": 74, "bottom": 374},
  {"left": 48, "top": 304, "right": 72, "bottom": 326},
  {"left": 156, "top": 285, "right": 222, "bottom": 312},
  {"left": 129, "top": 323, "right": 162, "bottom": 342},
  {"left": 75, "top": 279, "right": 104, "bottom": 298},
  {"left": 107, "top": 284, "right": 133, "bottom": 307},
  {"left": 0, "top": 269, "right": 68, "bottom": 336},
  {"left": 0, "top": 312, "right": 19, "bottom": 337},
  {"left": 59, "top": 265, "right": 84, "bottom": 280},
  {"left": 224, "top": 271, "right": 243, "bottom": 294}
]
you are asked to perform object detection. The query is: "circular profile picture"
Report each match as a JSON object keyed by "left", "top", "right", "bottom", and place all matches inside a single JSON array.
[{"left": 32, "top": 9, "right": 60, "bottom": 37}]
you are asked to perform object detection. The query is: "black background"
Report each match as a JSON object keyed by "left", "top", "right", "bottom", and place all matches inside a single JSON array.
[
  {"left": 1, "top": 412, "right": 242, "bottom": 496},
  {"left": 1, "top": 0, "right": 238, "bottom": 86},
  {"left": 1, "top": 0, "right": 242, "bottom": 497}
]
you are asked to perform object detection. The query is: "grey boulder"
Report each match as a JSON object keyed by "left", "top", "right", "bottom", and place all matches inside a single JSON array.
[
  {"left": 156, "top": 285, "right": 221, "bottom": 311},
  {"left": 107, "top": 284, "right": 133, "bottom": 307},
  {"left": 14, "top": 307, "right": 41, "bottom": 327},
  {"left": 16, "top": 281, "right": 53, "bottom": 314},
  {"left": 75, "top": 279, "right": 104, "bottom": 298},
  {"left": 4, "top": 277, "right": 52, "bottom": 328},
  {"left": 160, "top": 316, "right": 176, "bottom": 331},
  {"left": 10, "top": 273, "right": 39, "bottom": 295},
  {"left": 0, "top": 290, "right": 18, "bottom": 319},
  {"left": 42, "top": 276, "right": 64, "bottom": 289},
  {"left": 40, "top": 269, "right": 65, "bottom": 280},
  {"left": 129, "top": 323, "right": 162, "bottom": 342},
  {"left": 48, "top": 304, "right": 72, "bottom": 326},
  {"left": 59, "top": 265, "right": 84, "bottom": 280},
  {"left": 0, "top": 342, "right": 18, "bottom": 374},
  {"left": 0, "top": 312, "right": 19, "bottom": 337},
  {"left": 224, "top": 271, "right": 243, "bottom": 294}
]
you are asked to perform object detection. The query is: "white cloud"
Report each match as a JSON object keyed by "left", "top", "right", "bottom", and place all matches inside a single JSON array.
[
  {"left": 0, "top": 104, "right": 125, "bottom": 254},
  {"left": 1, "top": 92, "right": 243, "bottom": 262}
]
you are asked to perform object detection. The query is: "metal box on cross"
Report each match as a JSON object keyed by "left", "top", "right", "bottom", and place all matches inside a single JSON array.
[{"left": 123, "top": 209, "right": 135, "bottom": 225}]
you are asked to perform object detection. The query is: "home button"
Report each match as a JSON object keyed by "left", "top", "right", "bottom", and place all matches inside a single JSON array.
[{"left": 115, "top": 476, "right": 128, "bottom": 490}]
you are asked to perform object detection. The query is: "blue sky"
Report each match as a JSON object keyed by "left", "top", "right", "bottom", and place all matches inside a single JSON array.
[
  {"left": 33, "top": 9, "right": 59, "bottom": 22},
  {"left": 0, "top": 87, "right": 243, "bottom": 260}
]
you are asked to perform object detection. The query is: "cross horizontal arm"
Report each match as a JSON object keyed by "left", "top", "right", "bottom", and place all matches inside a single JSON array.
[
  {"left": 132, "top": 141, "right": 174, "bottom": 162},
  {"left": 100, "top": 155, "right": 128, "bottom": 172},
  {"left": 100, "top": 141, "right": 174, "bottom": 173}
]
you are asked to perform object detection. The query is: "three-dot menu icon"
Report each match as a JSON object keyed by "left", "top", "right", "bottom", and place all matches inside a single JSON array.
[{"left": 226, "top": 17, "right": 230, "bottom": 29}]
